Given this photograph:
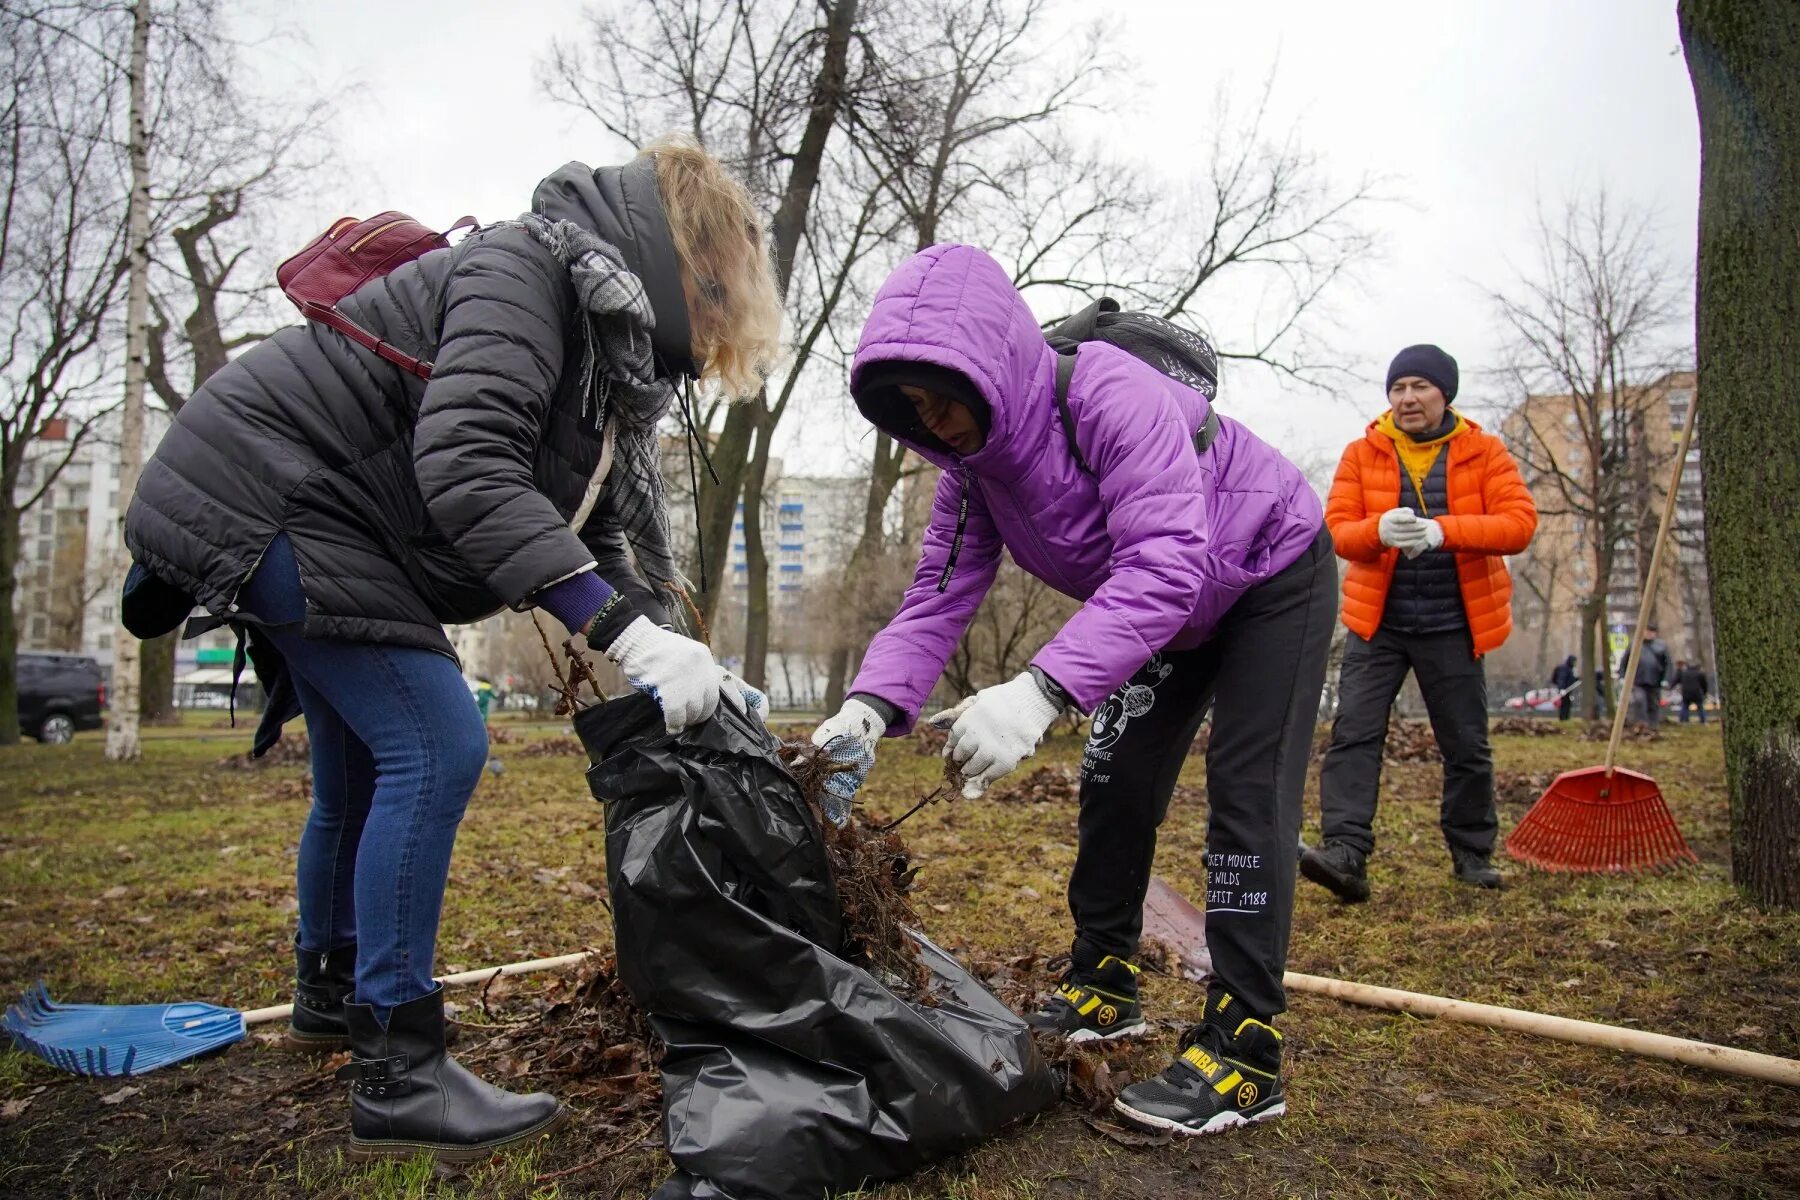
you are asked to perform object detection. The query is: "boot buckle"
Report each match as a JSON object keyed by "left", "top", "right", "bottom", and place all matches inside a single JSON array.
[{"left": 335, "top": 1053, "right": 411, "bottom": 1098}]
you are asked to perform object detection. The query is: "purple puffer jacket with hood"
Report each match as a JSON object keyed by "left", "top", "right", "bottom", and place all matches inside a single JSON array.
[{"left": 850, "top": 244, "right": 1324, "bottom": 731}]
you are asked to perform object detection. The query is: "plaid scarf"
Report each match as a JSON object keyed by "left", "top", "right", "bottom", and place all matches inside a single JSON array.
[{"left": 511, "top": 214, "right": 692, "bottom": 625}]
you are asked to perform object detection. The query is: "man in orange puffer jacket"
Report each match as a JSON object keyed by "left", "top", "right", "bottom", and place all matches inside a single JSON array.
[{"left": 1301, "top": 345, "right": 1537, "bottom": 901}]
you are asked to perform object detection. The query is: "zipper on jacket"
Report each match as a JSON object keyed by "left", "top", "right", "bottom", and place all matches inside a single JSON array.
[
  {"left": 936, "top": 471, "right": 971, "bottom": 593},
  {"left": 1002, "top": 478, "right": 1076, "bottom": 593}
]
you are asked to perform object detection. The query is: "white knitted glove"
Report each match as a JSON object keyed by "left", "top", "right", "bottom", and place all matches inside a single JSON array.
[
  {"left": 603, "top": 616, "right": 725, "bottom": 734},
  {"left": 1400, "top": 517, "right": 1446, "bottom": 560},
  {"left": 933, "top": 672, "right": 1061, "bottom": 800},
  {"left": 1378, "top": 507, "right": 1423, "bottom": 549}
]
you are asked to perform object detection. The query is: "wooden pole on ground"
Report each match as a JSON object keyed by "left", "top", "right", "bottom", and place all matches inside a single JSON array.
[
  {"left": 1286, "top": 971, "right": 1800, "bottom": 1087},
  {"left": 237, "top": 951, "right": 596, "bottom": 1026},
  {"left": 237, "top": 948, "right": 1800, "bottom": 1088}
]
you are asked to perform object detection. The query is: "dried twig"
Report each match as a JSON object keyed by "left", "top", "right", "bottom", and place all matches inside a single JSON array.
[
  {"left": 562, "top": 636, "right": 608, "bottom": 703},
  {"left": 531, "top": 613, "right": 586, "bottom": 715},
  {"left": 878, "top": 786, "right": 949, "bottom": 832},
  {"left": 534, "top": 1122, "right": 656, "bottom": 1184}
]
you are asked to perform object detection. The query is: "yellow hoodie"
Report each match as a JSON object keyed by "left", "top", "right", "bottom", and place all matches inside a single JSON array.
[{"left": 1377, "top": 410, "right": 1469, "bottom": 517}]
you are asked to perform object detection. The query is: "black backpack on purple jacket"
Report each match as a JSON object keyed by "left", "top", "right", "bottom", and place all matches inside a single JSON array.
[{"left": 1045, "top": 296, "right": 1222, "bottom": 474}]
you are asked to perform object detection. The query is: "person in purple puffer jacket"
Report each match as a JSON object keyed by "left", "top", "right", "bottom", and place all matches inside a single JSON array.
[{"left": 810, "top": 244, "right": 1336, "bottom": 1137}]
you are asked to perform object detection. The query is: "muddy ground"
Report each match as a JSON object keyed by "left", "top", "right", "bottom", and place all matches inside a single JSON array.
[{"left": 1, "top": 716, "right": 1796, "bottom": 1198}]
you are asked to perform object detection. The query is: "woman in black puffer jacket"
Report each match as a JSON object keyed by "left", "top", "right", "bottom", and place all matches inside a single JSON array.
[{"left": 123, "top": 137, "right": 781, "bottom": 1163}]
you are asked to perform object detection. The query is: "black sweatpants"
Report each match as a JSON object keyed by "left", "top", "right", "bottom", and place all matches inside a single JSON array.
[
  {"left": 1317, "top": 626, "right": 1495, "bottom": 858},
  {"left": 1067, "top": 528, "right": 1335, "bottom": 1020}
]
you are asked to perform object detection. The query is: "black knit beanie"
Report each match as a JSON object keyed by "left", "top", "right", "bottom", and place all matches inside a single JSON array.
[
  {"left": 1386, "top": 344, "right": 1459, "bottom": 402},
  {"left": 851, "top": 361, "right": 992, "bottom": 454}
]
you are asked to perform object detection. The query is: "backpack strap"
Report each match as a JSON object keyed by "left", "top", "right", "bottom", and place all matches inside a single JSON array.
[
  {"left": 1052, "top": 352, "right": 1091, "bottom": 474},
  {"left": 1195, "top": 407, "right": 1221, "bottom": 452},
  {"left": 1053, "top": 348, "right": 1222, "bottom": 476},
  {"left": 300, "top": 300, "right": 435, "bottom": 381}
]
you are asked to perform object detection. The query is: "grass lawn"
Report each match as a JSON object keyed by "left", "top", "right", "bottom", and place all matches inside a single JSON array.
[{"left": 1, "top": 715, "right": 1796, "bottom": 1198}]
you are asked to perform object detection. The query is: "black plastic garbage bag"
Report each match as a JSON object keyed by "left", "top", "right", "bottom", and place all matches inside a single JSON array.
[{"left": 574, "top": 693, "right": 1058, "bottom": 1200}]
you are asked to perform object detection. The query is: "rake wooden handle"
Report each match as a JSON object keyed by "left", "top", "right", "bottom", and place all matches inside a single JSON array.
[
  {"left": 1604, "top": 394, "right": 1700, "bottom": 776},
  {"left": 1286, "top": 971, "right": 1800, "bottom": 1087},
  {"left": 237, "top": 951, "right": 596, "bottom": 1026}
]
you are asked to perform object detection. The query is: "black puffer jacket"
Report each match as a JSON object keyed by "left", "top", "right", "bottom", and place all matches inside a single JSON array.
[
  {"left": 125, "top": 158, "right": 692, "bottom": 657},
  {"left": 1382, "top": 432, "right": 1468, "bottom": 637}
]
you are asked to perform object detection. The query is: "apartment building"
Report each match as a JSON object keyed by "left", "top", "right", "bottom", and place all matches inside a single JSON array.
[{"left": 1497, "top": 370, "right": 1711, "bottom": 685}]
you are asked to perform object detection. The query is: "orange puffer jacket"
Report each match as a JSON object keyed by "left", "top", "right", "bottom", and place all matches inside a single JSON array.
[{"left": 1326, "top": 415, "right": 1537, "bottom": 656}]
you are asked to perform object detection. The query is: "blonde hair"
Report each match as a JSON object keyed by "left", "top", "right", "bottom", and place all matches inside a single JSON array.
[{"left": 646, "top": 135, "right": 783, "bottom": 400}]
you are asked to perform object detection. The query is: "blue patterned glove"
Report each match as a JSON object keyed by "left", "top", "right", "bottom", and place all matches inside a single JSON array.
[
  {"left": 720, "top": 672, "right": 767, "bottom": 724},
  {"left": 810, "top": 698, "right": 884, "bottom": 826}
]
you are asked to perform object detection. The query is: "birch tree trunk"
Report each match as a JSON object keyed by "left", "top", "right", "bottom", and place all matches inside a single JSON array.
[{"left": 105, "top": 0, "right": 152, "bottom": 762}]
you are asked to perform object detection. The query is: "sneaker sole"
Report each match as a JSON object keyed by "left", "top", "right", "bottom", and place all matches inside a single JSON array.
[
  {"left": 1112, "top": 1096, "right": 1286, "bottom": 1136},
  {"left": 1062, "top": 1020, "right": 1151, "bottom": 1044},
  {"left": 347, "top": 1105, "right": 571, "bottom": 1165},
  {"left": 1299, "top": 854, "right": 1370, "bottom": 903}
]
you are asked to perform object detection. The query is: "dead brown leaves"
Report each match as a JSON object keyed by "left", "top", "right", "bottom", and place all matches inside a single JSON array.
[
  {"left": 991, "top": 764, "right": 1079, "bottom": 805},
  {"left": 214, "top": 731, "right": 309, "bottom": 769}
]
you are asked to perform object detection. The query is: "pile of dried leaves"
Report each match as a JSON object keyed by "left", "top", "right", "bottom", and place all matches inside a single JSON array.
[
  {"left": 1580, "top": 721, "right": 1661, "bottom": 743},
  {"left": 1494, "top": 770, "right": 1557, "bottom": 808},
  {"left": 514, "top": 736, "right": 585, "bottom": 758},
  {"left": 1383, "top": 719, "right": 1442, "bottom": 763},
  {"left": 1490, "top": 715, "right": 1561, "bottom": 737},
  {"left": 993, "top": 763, "right": 1080, "bottom": 805},
  {"left": 460, "top": 954, "right": 663, "bottom": 1158},
  {"left": 215, "top": 731, "right": 309, "bottom": 769},
  {"left": 778, "top": 739, "right": 931, "bottom": 994},
  {"left": 964, "top": 952, "right": 1138, "bottom": 1118}
]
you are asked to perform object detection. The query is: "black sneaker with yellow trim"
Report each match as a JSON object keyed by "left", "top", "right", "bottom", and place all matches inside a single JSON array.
[
  {"left": 1024, "top": 955, "right": 1147, "bottom": 1043},
  {"left": 1113, "top": 990, "right": 1285, "bottom": 1136}
]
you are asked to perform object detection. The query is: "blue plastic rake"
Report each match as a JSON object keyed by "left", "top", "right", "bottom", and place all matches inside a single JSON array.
[{"left": 3, "top": 981, "right": 246, "bottom": 1077}]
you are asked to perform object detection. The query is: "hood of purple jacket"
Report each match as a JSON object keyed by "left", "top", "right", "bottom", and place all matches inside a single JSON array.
[{"left": 849, "top": 244, "right": 1323, "bottom": 728}]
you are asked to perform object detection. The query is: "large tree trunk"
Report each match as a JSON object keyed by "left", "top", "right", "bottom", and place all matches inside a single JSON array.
[
  {"left": 1579, "top": 595, "right": 1605, "bottom": 721},
  {"left": 0, "top": 501, "right": 20, "bottom": 744},
  {"left": 106, "top": 0, "right": 152, "bottom": 762},
  {"left": 1680, "top": 0, "right": 1800, "bottom": 909},
  {"left": 740, "top": 403, "right": 774, "bottom": 688},
  {"left": 692, "top": 405, "right": 756, "bottom": 629},
  {"left": 693, "top": 0, "right": 858, "bottom": 634}
]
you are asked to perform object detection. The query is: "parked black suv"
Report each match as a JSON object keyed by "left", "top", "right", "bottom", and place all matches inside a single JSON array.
[{"left": 17, "top": 652, "right": 106, "bottom": 743}]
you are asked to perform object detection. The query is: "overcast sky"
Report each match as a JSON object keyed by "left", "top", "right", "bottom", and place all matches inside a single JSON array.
[{"left": 251, "top": 0, "right": 1700, "bottom": 478}]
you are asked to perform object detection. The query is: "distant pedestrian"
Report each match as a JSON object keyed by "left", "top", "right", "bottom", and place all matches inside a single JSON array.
[
  {"left": 1675, "top": 659, "right": 1710, "bottom": 724},
  {"left": 1620, "top": 623, "right": 1672, "bottom": 729},
  {"left": 1550, "top": 654, "right": 1577, "bottom": 721},
  {"left": 1302, "top": 344, "right": 1538, "bottom": 902}
]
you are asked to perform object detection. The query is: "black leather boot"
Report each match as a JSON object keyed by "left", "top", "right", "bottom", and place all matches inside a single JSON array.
[
  {"left": 335, "top": 985, "right": 567, "bottom": 1163},
  {"left": 287, "top": 942, "right": 356, "bottom": 1051}
]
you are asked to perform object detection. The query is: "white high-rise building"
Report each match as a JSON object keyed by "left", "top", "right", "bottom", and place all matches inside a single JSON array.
[{"left": 11, "top": 408, "right": 236, "bottom": 681}]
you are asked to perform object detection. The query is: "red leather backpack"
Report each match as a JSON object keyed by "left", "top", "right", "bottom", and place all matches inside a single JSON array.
[{"left": 276, "top": 212, "right": 476, "bottom": 380}]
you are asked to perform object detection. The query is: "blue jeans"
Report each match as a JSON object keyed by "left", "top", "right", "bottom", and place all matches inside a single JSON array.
[{"left": 238, "top": 535, "right": 487, "bottom": 1020}]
